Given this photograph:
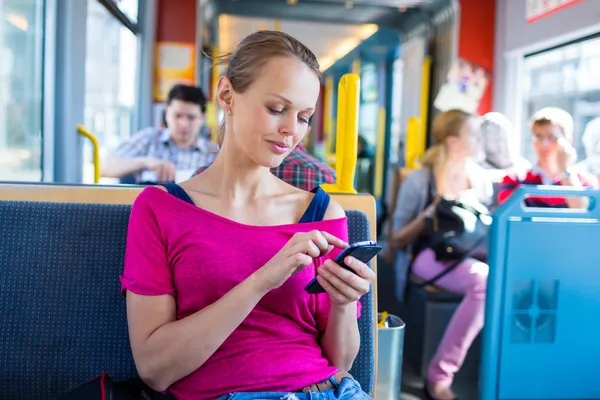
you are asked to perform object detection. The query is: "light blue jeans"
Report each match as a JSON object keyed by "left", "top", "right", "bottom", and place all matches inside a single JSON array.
[{"left": 216, "top": 376, "right": 371, "bottom": 400}]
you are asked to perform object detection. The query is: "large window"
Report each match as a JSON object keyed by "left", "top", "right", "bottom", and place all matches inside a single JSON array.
[
  {"left": 83, "top": 0, "right": 139, "bottom": 183},
  {"left": 0, "top": 0, "right": 44, "bottom": 181},
  {"left": 521, "top": 35, "right": 600, "bottom": 164}
]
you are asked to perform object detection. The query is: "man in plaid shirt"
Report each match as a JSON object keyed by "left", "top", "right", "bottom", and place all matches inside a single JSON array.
[
  {"left": 102, "top": 84, "right": 218, "bottom": 184},
  {"left": 194, "top": 140, "right": 336, "bottom": 191}
]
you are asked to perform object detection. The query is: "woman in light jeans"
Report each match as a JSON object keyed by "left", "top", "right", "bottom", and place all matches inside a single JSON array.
[{"left": 391, "top": 109, "right": 492, "bottom": 400}]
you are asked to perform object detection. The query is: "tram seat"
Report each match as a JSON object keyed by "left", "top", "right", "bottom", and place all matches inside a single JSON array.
[
  {"left": 403, "top": 274, "right": 481, "bottom": 380},
  {"left": 0, "top": 183, "right": 378, "bottom": 400}
]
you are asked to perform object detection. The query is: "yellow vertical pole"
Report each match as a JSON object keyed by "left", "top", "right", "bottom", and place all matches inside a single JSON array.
[
  {"left": 209, "top": 44, "right": 220, "bottom": 143},
  {"left": 274, "top": 19, "right": 282, "bottom": 31},
  {"left": 419, "top": 57, "right": 431, "bottom": 159},
  {"left": 404, "top": 57, "right": 432, "bottom": 170},
  {"left": 321, "top": 73, "right": 360, "bottom": 194},
  {"left": 374, "top": 107, "right": 386, "bottom": 197},
  {"left": 323, "top": 76, "right": 334, "bottom": 161},
  {"left": 405, "top": 116, "right": 422, "bottom": 169},
  {"left": 352, "top": 59, "right": 361, "bottom": 75}
]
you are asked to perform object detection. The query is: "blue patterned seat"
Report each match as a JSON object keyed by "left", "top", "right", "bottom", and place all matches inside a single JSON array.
[{"left": 0, "top": 201, "right": 375, "bottom": 399}]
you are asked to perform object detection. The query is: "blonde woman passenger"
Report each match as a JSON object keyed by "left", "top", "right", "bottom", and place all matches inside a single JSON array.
[{"left": 391, "top": 109, "right": 492, "bottom": 400}]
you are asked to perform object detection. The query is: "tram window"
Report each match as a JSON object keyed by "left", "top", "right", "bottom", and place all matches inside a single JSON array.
[
  {"left": 0, "top": 0, "right": 44, "bottom": 181},
  {"left": 83, "top": 0, "right": 139, "bottom": 183},
  {"left": 521, "top": 36, "right": 600, "bottom": 165}
]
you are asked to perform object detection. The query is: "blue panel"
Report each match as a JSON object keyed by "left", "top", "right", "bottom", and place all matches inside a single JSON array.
[
  {"left": 500, "top": 221, "right": 600, "bottom": 399},
  {"left": 481, "top": 186, "right": 600, "bottom": 400}
]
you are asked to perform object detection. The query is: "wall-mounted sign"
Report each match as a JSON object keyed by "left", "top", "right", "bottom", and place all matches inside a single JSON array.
[
  {"left": 154, "top": 42, "right": 196, "bottom": 102},
  {"left": 433, "top": 59, "right": 490, "bottom": 115},
  {"left": 526, "top": 0, "right": 583, "bottom": 23}
]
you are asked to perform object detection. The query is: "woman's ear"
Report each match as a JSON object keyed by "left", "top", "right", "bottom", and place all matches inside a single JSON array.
[{"left": 216, "top": 76, "right": 234, "bottom": 112}]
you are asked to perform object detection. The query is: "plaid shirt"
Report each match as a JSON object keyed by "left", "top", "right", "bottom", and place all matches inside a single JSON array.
[
  {"left": 194, "top": 143, "right": 336, "bottom": 191},
  {"left": 114, "top": 127, "right": 218, "bottom": 183}
]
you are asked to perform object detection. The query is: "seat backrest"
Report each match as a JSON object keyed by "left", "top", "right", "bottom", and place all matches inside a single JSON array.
[
  {"left": 345, "top": 210, "right": 374, "bottom": 393},
  {"left": 0, "top": 201, "right": 137, "bottom": 399},
  {"left": 0, "top": 185, "right": 378, "bottom": 398}
]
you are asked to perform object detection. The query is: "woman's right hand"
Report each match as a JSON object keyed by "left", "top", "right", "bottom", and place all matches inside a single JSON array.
[{"left": 254, "top": 230, "right": 348, "bottom": 293}]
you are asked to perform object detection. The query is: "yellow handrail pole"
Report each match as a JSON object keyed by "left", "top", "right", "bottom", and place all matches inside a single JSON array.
[
  {"left": 208, "top": 44, "right": 220, "bottom": 143},
  {"left": 322, "top": 73, "right": 360, "bottom": 194},
  {"left": 352, "top": 59, "right": 361, "bottom": 76},
  {"left": 323, "top": 76, "right": 334, "bottom": 161},
  {"left": 419, "top": 57, "right": 431, "bottom": 160},
  {"left": 405, "top": 116, "right": 422, "bottom": 170},
  {"left": 404, "top": 57, "right": 431, "bottom": 170},
  {"left": 374, "top": 107, "right": 386, "bottom": 198},
  {"left": 77, "top": 125, "right": 100, "bottom": 184}
]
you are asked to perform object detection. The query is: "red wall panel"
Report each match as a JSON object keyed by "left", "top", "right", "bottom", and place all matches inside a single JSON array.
[
  {"left": 458, "top": 0, "right": 496, "bottom": 115},
  {"left": 156, "top": 0, "right": 197, "bottom": 43}
]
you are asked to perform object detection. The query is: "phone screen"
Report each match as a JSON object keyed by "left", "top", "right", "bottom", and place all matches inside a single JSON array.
[{"left": 304, "top": 241, "right": 381, "bottom": 294}]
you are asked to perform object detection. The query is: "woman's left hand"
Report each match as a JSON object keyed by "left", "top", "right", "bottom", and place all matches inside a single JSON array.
[{"left": 317, "top": 256, "right": 376, "bottom": 306}]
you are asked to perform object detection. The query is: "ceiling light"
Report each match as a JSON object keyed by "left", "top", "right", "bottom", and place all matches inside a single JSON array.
[
  {"left": 287, "top": 0, "right": 298, "bottom": 5},
  {"left": 319, "top": 24, "right": 378, "bottom": 72},
  {"left": 6, "top": 13, "right": 28, "bottom": 31},
  {"left": 358, "top": 24, "right": 378, "bottom": 39},
  {"left": 320, "top": 57, "right": 334, "bottom": 71}
]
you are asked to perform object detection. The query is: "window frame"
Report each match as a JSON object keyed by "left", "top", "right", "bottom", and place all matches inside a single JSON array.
[{"left": 97, "top": 0, "right": 140, "bottom": 34}]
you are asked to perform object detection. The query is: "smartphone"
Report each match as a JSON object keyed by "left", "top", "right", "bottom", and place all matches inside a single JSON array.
[{"left": 304, "top": 240, "right": 382, "bottom": 294}]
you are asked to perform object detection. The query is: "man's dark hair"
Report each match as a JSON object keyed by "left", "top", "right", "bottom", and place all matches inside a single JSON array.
[{"left": 167, "top": 84, "right": 207, "bottom": 114}]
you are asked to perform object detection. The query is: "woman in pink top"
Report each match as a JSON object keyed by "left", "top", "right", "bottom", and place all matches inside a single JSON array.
[{"left": 120, "top": 31, "right": 375, "bottom": 400}]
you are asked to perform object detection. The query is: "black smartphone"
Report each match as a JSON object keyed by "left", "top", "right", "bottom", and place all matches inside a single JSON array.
[{"left": 304, "top": 240, "right": 382, "bottom": 294}]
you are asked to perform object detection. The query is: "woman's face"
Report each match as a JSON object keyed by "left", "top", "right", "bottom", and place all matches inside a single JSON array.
[
  {"left": 222, "top": 56, "right": 320, "bottom": 169},
  {"left": 481, "top": 122, "right": 512, "bottom": 167},
  {"left": 447, "top": 117, "right": 480, "bottom": 160}
]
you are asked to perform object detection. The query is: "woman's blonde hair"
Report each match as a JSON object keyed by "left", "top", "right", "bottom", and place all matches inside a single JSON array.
[{"left": 422, "top": 109, "right": 471, "bottom": 169}]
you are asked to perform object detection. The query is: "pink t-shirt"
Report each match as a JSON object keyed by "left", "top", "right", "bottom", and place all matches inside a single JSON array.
[{"left": 120, "top": 187, "right": 361, "bottom": 400}]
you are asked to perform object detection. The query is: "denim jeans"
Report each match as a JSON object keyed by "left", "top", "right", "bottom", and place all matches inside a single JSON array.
[{"left": 216, "top": 376, "right": 371, "bottom": 400}]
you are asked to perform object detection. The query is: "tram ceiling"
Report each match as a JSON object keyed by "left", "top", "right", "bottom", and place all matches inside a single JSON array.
[{"left": 213, "top": 0, "right": 450, "bottom": 28}]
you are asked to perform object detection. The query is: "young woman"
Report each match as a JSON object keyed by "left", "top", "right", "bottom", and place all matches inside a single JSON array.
[
  {"left": 120, "top": 31, "right": 375, "bottom": 400},
  {"left": 391, "top": 109, "right": 492, "bottom": 400},
  {"left": 499, "top": 107, "right": 595, "bottom": 208}
]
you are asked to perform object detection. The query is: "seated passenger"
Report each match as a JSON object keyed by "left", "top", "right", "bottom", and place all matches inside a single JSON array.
[
  {"left": 572, "top": 117, "right": 600, "bottom": 182},
  {"left": 479, "top": 112, "right": 530, "bottom": 182},
  {"left": 193, "top": 125, "right": 336, "bottom": 191},
  {"left": 390, "top": 109, "right": 492, "bottom": 400},
  {"left": 120, "top": 31, "right": 375, "bottom": 400},
  {"left": 102, "top": 84, "right": 218, "bottom": 184},
  {"left": 499, "top": 107, "right": 595, "bottom": 208}
]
